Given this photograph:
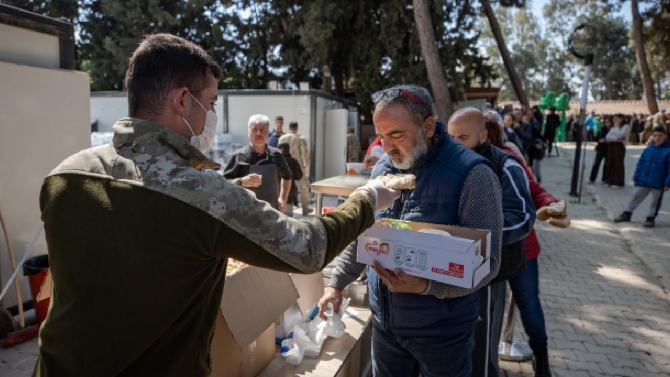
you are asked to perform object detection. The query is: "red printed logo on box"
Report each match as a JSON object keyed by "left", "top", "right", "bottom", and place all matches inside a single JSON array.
[
  {"left": 431, "top": 263, "right": 465, "bottom": 279},
  {"left": 448, "top": 262, "right": 465, "bottom": 278}
]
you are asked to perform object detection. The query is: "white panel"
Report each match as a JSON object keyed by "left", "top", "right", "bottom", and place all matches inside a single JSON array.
[
  {"left": 323, "top": 109, "right": 348, "bottom": 179},
  {"left": 314, "top": 97, "right": 327, "bottom": 181},
  {"left": 90, "top": 94, "right": 225, "bottom": 134},
  {"left": 90, "top": 96, "right": 128, "bottom": 132},
  {"left": 348, "top": 111, "right": 360, "bottom": 137},
  {"left": 0, "top": 61, "right": 90, "bottom": 307},
  {"left": 226, "top": 94, "right": 311, "bottom": 147},
  {"left": 0, "top": 23, "right": 60, "bottom": 69}
]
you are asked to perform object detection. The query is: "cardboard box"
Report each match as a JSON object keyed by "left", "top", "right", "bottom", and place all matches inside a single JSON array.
[
  {"left": 289, "top": 272, "right": 324, "bottom": 314},
  {"left": 357, "top": 221, "right": 491, "bottom": 289},
  {"left": 210, "top": 266, "right": 299, "bottom": 376},
  {"left": 210, "top": 312, "right": 276, "bottom": 377}
]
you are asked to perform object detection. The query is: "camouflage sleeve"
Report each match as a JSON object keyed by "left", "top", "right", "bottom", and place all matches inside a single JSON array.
[
  {"left": 422, "top": 164, "right": 503, "bottom": 299},
  {"left": 215, "top": 175, "right": 375, "bottom": 273},
  {"left": 301, "top": 137, "right": 311, "bottom": 166}
]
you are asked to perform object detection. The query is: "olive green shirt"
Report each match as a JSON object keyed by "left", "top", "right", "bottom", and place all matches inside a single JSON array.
[{"left": 34, "top": 118, "right": 374, "bottom": 376}]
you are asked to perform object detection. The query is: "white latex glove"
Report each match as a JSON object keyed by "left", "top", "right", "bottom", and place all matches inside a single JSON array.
[{"left": 352, "top": 179, "right": 400, "bottom": 211}]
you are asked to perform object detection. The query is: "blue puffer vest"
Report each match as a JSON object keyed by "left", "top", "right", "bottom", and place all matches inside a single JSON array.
[{"left": 368, "top": 123, "right": 493, "bottom": 337}]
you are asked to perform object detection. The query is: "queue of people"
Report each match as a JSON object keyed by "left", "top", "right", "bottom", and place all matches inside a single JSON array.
[{"left": 33, "top": 33, "right": 578, "bottom": 377}]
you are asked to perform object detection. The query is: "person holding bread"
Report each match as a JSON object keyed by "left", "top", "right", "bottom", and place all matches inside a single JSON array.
[
  {"left": 320, "top": 85, "right": 503, "bottom": 377},
  {"left": 483, "top": 119, "right": 571, "bottom": 377}
]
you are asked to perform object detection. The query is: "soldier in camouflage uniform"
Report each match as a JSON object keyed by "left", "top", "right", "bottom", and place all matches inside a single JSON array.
[
  {"left": 34, "top": 34, "right": 398, "bottom": 377},
  {"left": 347, "top": 127, "right": 362, "bottom": 162},
  {"left": 279, "top": 121, "right": 312, "bottom": 214}
]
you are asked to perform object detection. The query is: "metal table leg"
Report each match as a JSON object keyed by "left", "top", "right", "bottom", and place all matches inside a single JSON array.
[
  {"left": 315, "top": 193, "right": 323, "bottom": 216},
  {"left": 498, "top": 293, "right": 533, "bottom": 361}
]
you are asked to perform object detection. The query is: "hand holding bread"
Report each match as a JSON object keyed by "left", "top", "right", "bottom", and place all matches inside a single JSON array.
[{"left": 536, "top": 200, "right": 571, "bottom": 228}]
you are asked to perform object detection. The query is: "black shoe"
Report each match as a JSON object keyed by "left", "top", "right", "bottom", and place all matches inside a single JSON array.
[
  {"left": 644, "top": 217, "right": 655, "bottom": 228},
  {"left": 531, "top": 344, "right": 552, "bottom": 377},
  {"left": 614, "top": 212, "right": 632, "bottom": 223}
]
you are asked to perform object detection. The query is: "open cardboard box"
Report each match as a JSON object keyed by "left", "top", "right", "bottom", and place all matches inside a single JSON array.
[
  {"left": 357, "top": 220, "right": 491, "bottom": 289},
  {"left": 211, "top": 265, "right": 299, "bottom": 376}
]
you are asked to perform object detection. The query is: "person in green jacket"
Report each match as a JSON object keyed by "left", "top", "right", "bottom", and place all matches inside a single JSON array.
[{"left": 34, "top": 33, "right": 398, "bottom": 377}]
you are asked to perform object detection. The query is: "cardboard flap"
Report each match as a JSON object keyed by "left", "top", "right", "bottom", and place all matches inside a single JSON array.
[
  {"left": 289, "top": 272, "right": 324, "bottom": 314},
  {"left": 37, "top": 269, "right": 52, "bottom": 302},
  {"left": 221, "top": 266, "right": 298, "bottom": 350},
  {"left": 380, "top": 221, "right": 490, "bottom": 259}
]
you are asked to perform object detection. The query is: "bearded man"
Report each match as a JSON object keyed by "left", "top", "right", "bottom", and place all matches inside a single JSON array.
[{"left": 318, "top": 85, "right": 503, "bottom": 377}]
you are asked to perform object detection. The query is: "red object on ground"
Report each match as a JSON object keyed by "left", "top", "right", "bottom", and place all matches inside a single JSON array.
[
  {"left": 27, "top": 267, "right": 50, "bottom": 326},
  {"left": 2, "top": 325, "right": 40, "bottom": 349},
  {"left": 322, "top": 206, "right": 336, "bottom": 214}
]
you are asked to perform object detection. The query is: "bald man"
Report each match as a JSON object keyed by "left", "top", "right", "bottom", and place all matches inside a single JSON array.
[{"left": 448, "top": 108, "right": 536, "bottom": 377}]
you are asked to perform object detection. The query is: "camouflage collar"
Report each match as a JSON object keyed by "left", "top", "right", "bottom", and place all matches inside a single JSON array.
[{"left": 112, "top": 117, "right": 220, "bottom": 171}]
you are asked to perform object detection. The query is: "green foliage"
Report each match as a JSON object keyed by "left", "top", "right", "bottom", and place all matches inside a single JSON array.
[
  {"left": 3, "top": 0, "right": 495, "bottom": 117},
  {"left": 479, "top": 3, "right": 569, "bottom": 101},
  {"left": 0, "top": 0, "right": 78, "bottom": 22},
  {"left": 481, "top": 0, "right": 657, "bottom": 101}
]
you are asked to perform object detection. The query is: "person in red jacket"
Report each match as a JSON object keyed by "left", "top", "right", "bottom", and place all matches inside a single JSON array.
[
  {"left": 363, "top": 136, "right": 384, "bottom": 168},
  {"left": 487, "top": 121, "right": 571, "bottom": 377}
]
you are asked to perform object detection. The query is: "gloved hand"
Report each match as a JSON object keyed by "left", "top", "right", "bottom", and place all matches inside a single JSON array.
[{"left": 352, "top": 179, "right": 400, "bottom": 211}]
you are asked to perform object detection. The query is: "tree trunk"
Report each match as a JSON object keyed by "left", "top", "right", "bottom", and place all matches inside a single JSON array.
[
  {"left": 481, "top": 0, "right": 529, "bottom": 109},
  {"left": 412, "top": 0, "right": 454, "bottom": 120},
  {"left": 632, "top": 0, "right": 659, "bottom": 114}
]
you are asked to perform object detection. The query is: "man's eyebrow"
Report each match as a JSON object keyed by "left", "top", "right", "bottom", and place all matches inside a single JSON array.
[{"left": 378, "top": 130, "right": 405, "bottom": 136}]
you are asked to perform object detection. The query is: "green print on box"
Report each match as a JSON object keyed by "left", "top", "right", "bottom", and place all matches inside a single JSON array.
[{"left": 394, "top": 245, "right": 428, "bottom": 270}]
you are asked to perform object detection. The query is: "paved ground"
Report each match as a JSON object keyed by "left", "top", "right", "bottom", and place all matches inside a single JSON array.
[
  {"left": 500, "top": 142, "right": 670, "bottom": 377},
  {"left": 2, "top": 142, "right": 670, "bottom": 377}
]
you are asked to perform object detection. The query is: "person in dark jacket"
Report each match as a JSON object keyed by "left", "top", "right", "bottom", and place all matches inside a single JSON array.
[
  {"left": 588, "top": 116, "right": 613, "bottom": 184},
  {"left": 515, "top": 111, "right": 534, "bottom": 155},
  {"left": 277, "top": 142, "right": 303, "bottom": 217},
  {"left": 448, "top": 109, "right": 535, "bottom": 377},
  {"left": 486, "top": 121, "right": 571, "bottom": 377},
  {"left": 532, "top": 105, "right": 544, "bottom": 128},
  {"left": 320, "top": 85, "right": 503, "bottom": 377},
  {"left": 503, "top": 113, "right": 525, "bottom": 153},
  {"left": 544, "top": 107, "right": 560, "bottom": 157},
  {"left": 614, "top": 126, "right": 670, "bottom": 227}
]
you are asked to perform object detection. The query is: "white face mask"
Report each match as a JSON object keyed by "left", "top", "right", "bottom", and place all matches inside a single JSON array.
[{"left": 183, "top": 92, "right": 217, "bottom": 153}]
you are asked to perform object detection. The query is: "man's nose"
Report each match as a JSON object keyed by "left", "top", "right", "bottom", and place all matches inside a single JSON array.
[{"left": 382, "top": 138, "right": 395, "bottom": 153}]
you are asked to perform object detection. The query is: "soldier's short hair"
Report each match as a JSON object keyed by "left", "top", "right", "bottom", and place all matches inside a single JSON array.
[
  {"left": 125, "top": 34, "right": 221, "bottom": 118},
  {"left": 248, "top": 114, "right": 270, "bottom": 129},
  {"left": 289, "top": 121, "right": 299, "bottom": 130}
]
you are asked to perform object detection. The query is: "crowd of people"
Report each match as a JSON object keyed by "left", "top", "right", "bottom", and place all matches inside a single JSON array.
[{"left": 28, "top": 32, "right": 668, "bottom": 377}]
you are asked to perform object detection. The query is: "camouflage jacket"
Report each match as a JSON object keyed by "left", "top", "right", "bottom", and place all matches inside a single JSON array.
[
  {"left": 347, "top": 133, "right": 361, "bottom": 162},
  {"left": 34, "top": 118, "right": 374, "bottom": 377},
  {"left": 278, "top": 132, "right": 310, "bottom": 167}
]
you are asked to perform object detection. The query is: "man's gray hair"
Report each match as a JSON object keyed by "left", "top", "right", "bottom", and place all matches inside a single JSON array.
[
  {"left": 374, "top": 85, "right": 434, "bottom": 126},
  {"left": 248, "top": 114, "right": 270, "bottom": 129}
]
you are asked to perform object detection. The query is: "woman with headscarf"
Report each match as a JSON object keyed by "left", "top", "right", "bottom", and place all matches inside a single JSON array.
[{"left": 603, "top": 114, "right": 630, "bottom": 188}]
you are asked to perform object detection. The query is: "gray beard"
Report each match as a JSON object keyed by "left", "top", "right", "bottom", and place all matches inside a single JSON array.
[{"left": 391, "top": 129, "right": 428, "bottom": 170}]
